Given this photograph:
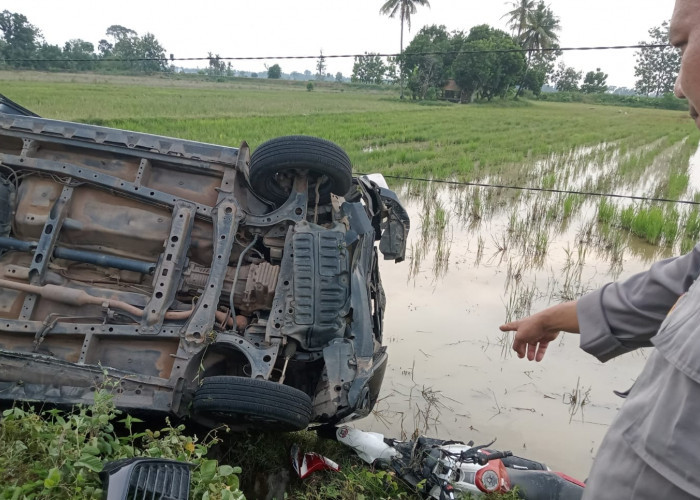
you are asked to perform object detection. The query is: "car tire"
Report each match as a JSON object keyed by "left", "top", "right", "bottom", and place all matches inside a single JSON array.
[
  {"left": 193, "top": 376, "right": 312, "bottom": 431},
  {"left": 249, "top": 135, "right": 353, "bottom": 205}
]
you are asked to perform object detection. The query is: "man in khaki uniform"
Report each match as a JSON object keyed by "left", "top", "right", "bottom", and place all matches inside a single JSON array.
[{"left": 500, "top": 1, "right": 700, "bottom": 497}]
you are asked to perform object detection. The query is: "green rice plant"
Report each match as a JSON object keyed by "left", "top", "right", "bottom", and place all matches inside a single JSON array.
[
  {"left": 681, "top": 237, "right": 697, "bottom": 254},
  {"left": 546, "top": 204, "right": 559, "bottom": 222},
  {"left": 667, "top": 171, "right": 689, "bottom": 200},
  {"left": 679, "top": 208, "right": 700, "bottom": 253},
  {"left": 433, "top": 202, "right": 449, "bottom": 233},
  {"left": 597, "top": 198, "right": 617, "bottom": 226},
  {"left": 4, "top": 72, "right": 698, "bottom": 257},
  {"left": 683, "top": 208, "right": 700, "bottom": 241},
  {"left": 661, "top": 207, "right": 680, "bottom": 245},
  {"left": 541, "top": 173, "right": 556, "bottom": 189},
  {"left": 620, "top": 206, "right": 635, "bottom": 230},
  {"left": 631, "top": 206, "right": 665, "bottom": 244},
  {"left": 533, "top": 231, "right": 549, "bottom": 257},
  {"left": 562, "top": 194, "right": 583, "bottom": 220},
  {"left": 3, "top": 74, "right": 696, "bottom": 188}
]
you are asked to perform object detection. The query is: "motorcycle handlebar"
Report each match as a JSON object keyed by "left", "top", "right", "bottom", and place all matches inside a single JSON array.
[
  {"left": 458, "top": 449, "right": 513, "bottom": 465},
  {"left": 484, "top": 450, "right": 513, "bottom": 461}
]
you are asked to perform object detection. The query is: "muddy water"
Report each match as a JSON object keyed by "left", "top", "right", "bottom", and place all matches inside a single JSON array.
[{"left": 356, "top": 183, "right": 664, "bottom": 481}]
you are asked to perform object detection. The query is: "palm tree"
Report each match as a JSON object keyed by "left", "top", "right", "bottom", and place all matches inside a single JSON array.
[
  {"left": 519, "top": 2, "right": 560, "bottom": 58},
  {"left": 516, "top": 2, "right": 560, "bottom": 96},
  {"left": 502, "top": 0, "right": 536, "bottom": 38},
  {"left": 380, "top": 0, "right": 431, "bottom": 98}
]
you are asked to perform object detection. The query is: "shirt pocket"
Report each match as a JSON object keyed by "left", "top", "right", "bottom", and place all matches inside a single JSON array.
[{"left": 652, "top": 278, "right": 700, "bottom": 384}]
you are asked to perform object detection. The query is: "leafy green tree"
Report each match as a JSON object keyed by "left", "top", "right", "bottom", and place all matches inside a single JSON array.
[
  {"left": 106, "top": 25, "right": 137, "bottom": 43},
  {"left": 63, "top": 39, "right": 96, "bottom": 71},
  {"left": 34, "top": 42, "right": 63, "bottom": 70},
  {"left": 103, "top": 25, "right": 166, "bottom": 73},
  {"left": 552, "top": 62, "right": 582, "bottom": 91},
  {"left": 97, "top": 39, "right": 112, "bottom": 58},
  {"left": 379, "top": 0, "right": 431, "bottom": 98},
  {"left": 634, "top": 21, "right": 680, "bottom": 97},
  {"left": 581, "top": 68, "right": 609, "bottom": 93},
  {"left": 520, "top": 64, "right": 547, "bottom": 96},
  {"left": 402, "top": 25, "right": 454, "bottom": 99},
  {"left": 502, "top": 0, "right": 536, "bottom": 38},
  {"left": 267, "top": 63, "right": 282, "bottom": 79},
  {"left": 135, "top": 33, "right": 167, "bottom": 72},
  {"left": 352, "top": 52, "right": 387, "bottom": 84},
  {"left": 335, "top": 71, "right": 344, "bottom": 82},
  {"left": 207, "top": 52, "right": 226, "bottom": 76},
  {"left": 0, "top": 10, "right": 41, "bottom": 68},
  {"left": 453, "top": 25, "right": 526, "bottom": 101},
  {"left": 385, "top": 56, "right": 399, "bottom": 84}
]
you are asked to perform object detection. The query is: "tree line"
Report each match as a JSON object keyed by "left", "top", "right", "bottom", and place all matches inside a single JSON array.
[
  {"left": 370, "top": 0, "right": 680, "bottom": 101},
  {"left": 0, "top": 4, "right": 680, "bottom": 100},
  {"left": 0, "top": 12, "right": 168, "bottom": 73}
]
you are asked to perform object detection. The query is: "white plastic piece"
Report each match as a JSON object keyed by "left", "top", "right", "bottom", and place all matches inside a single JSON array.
[
  {"left": 361, "top": 173, "right": 389, "bottom": 189},
  {"left": 336, "top": 426, "right": 400, "bottom": 464}
]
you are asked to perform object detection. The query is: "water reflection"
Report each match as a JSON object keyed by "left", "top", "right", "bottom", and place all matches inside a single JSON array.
[{"left": 364, "top": 139, "right": 700, "bottom": 479}]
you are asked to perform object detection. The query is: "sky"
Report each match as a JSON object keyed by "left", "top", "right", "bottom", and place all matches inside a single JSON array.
[{"left": 3, "top": 0, "right": 676, "bottom": 88}]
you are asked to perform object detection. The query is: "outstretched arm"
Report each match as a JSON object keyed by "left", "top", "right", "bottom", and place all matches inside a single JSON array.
[{"left": 499, "top": 301, "right": 579, "bottom": 362}]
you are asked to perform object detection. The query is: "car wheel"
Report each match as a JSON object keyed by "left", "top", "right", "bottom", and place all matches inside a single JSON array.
[
  {"left": 193, "top": 376, "right": 312, "bottom": 431},
  {"left": 249, "top": 135, "right": 353, "bottom": 205}
]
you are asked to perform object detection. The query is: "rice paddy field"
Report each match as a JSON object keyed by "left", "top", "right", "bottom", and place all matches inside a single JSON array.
[{"left": 3, "top": 72, "right": 700, "bottom": 480}]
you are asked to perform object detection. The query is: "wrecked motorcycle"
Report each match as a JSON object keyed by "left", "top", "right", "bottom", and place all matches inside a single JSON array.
[{"left": 334, "top": 426, "right": 585, "bottom": 500}]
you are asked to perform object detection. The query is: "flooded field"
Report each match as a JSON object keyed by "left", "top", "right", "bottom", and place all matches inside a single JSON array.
[{"left": 357, "top": 141, "right": 700, "bottom": 480}]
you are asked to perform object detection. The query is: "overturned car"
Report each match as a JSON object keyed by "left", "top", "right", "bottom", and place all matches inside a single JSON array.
[{"left": 0, "top": 99, "right": 409, "bottom": 430}]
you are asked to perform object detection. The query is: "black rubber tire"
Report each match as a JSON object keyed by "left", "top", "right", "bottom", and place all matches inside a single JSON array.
[
  {"left": 193, "top": 376, "right": 312, "bottom": 431},
  {"left": 249, "top": 135, "right": 353, "bottom": 205}
]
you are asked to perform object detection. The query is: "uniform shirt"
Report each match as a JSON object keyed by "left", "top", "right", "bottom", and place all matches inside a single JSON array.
[{"left": 577, "top": 242, "right": 700, "bottom": 496}]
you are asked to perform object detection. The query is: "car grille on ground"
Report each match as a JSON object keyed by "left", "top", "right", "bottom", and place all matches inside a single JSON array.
[{"left": 102, "top": 458, "right": 191, "bottom": 500}]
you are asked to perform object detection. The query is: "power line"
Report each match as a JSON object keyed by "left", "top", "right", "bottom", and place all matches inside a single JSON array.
[
  {"left": 2, "top": 44, "right": 672, "bottom": 64},
  {"left": 357, "top": 173, "right": 700, "bottom": 206}
]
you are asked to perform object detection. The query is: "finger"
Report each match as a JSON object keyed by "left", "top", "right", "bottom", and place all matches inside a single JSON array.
[
  {"left": 499, "top": 322, "right": 517, "bottom": 332},
  {"left": 535, "top": 342, "right": 549, "bottom": 362},
  {"left": 512, "top": 337, "right": 526, "bottom": 358},
  {"left": 526, "top": 343, "right": 537, "bottom": 361}
]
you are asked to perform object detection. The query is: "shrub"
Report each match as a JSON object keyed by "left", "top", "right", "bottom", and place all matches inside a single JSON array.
[
  {"left": 0, "top": 381, "right": 243, "bottom": 500},
  {"left": 538, "top": 91, "right": 687, "bottom": 111}
]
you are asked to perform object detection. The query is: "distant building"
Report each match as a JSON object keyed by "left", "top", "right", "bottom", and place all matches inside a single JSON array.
[{"left": 443, "top": 79, "right": 462, "bottom": 102}]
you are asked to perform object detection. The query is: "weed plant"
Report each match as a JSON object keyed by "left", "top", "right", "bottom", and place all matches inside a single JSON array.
[
  {"left": 0, "top": 393, "right": 521, "bottom": 500},
  {"left": 0, "top": 383, "right": 243, "bottom": 500}
]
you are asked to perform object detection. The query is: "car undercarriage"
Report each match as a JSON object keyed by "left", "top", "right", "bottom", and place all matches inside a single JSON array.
[{"left": 0, "top": 100, "right": 409, "bottom": 430}]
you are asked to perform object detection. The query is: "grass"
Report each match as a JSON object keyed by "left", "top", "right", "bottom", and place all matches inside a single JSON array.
[{"left": 2, "top": 73, "right": 696, "bottom": 187}]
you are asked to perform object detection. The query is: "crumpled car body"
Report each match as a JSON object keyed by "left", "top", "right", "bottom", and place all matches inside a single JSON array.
[{"left": 0, "top": 99, "right": 409, "bottom": 430}]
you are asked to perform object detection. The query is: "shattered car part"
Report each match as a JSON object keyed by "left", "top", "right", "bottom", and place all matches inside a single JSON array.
[
  {"left": 101, "top": 458, "right": 192, "bottom": 500},
  {"left": 0, "top": 104, "right": 409, "bottom": 431},
  {"left": 290, "top": 443, "right": 340, "bottom": 479}
]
